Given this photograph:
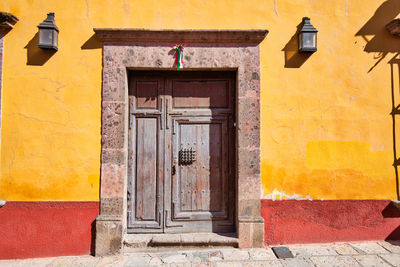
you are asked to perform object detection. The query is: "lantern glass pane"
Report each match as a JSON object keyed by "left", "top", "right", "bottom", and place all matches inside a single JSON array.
[
  {"left": 299, "top": 33, "right": 303, "bottom": 49},
  {"left": 39, "top": 28, "right": 53, "bottom": 46},
  {"left": 53, "top": 31, "right": 58, "bottom": 47},
  {"left": 302, "top": 32, "right": 316, "bottom": 48}
]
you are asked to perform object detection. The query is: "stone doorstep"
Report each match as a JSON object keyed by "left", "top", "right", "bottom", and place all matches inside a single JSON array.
[{"left": 123, "top": 232, "right": 238, "bottom": 251}]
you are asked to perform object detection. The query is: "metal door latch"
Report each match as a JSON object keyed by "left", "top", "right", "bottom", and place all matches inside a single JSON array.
[{"left": 179, "top": 148, "right": 196, "bottom": 165}]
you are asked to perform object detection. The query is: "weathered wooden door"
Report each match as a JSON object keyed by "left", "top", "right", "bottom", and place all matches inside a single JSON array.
[{"left": 127, "top": 71, "right": 235, "bottom": 233}]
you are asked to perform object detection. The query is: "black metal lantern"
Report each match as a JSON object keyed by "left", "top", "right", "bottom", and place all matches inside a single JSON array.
[
  {"left": 37, "top": 13, "right": 59, "bottom": 50},
  {"left": 298, "top": 17, "right": 317, "bottom": 53}
]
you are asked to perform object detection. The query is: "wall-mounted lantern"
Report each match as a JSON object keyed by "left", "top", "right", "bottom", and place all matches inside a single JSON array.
[
  {"left": 37, "top": 13, "right": 58, "bottom": 50},
  {"left": 298, "top": 17, "right": 318, "bottom": 53}
]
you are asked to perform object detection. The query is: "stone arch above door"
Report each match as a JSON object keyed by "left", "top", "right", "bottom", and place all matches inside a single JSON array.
[{"left": 94, "top": 29, "right": 268, "bottom": 256}]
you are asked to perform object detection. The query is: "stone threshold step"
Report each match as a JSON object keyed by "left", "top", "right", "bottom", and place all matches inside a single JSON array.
[{"left": 123, "top": 232, "right": 238, "bottom": 250}]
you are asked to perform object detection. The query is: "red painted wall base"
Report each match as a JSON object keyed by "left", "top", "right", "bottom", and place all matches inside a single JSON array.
[
  {"left": 2, "top": 200, "right": 399, "bottom": 259},
  {"left": 0, "top": 201, "right": 99, "bottom": 259},
  {"left": 261, "top": 199, "right": 400, "bottom": 245}
]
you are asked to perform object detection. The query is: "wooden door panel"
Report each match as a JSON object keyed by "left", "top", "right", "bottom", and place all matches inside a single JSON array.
[
  {"left": 135, "top": 81, "right": 159, "bottom": 109},
  {"left": 128, "top": 115, "right": 163, "bottom": 231},
  {"left": 209, "top": 123, "right": 223, "bottom": 212},
  {"left": 179, "top": 123, "right": 212, "bottom": 212},
  {"left": 135, "top": 117, "right": 158, "bottom": 221},
  {"left": 128, "top": 71, "right": 235, "bottom": 234},
  {"left": 165, "top": 72, "right": 235, "bottom": 233},
  {"left": 166, "top": 116, "right": 234, "bottom": 232},
  {"left": 127, "top": 76, "right": 164, "bottom": 233},
  {"left": 177, "top": 122, "right": 223, "bottom": 213},
  {"left": 172, "top": 80, "right": 229, "bottom": 108}
]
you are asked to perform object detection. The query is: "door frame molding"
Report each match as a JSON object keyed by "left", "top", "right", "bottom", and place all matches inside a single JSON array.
[{"left": 94, "top": 28, "right": 268, "bottom": 256}]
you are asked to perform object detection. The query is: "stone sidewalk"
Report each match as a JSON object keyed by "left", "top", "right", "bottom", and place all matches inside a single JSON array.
[{"left": 1, "top": 241, "right": 400, "bottom": 266}]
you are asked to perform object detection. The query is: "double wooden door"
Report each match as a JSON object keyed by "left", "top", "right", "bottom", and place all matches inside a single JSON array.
[{"left": 127, "top": 71, "right": 235, "bottom": 233}]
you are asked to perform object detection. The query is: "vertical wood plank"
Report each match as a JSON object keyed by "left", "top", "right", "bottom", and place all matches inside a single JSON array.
[
  {"left": 135, "top": 118, "right": 158, "bottom": 220},
  {"left": 197, "top": 123, "right": 210, "bottom": 212},
  {"left": 179, "top": 124, "right": 195, "bottom": 211},
  {"left": 210, "top": 123, "right": 222, "bottom": 212},
  {"left": 127, "top": 97, "right": 136, "bottom": 226}
]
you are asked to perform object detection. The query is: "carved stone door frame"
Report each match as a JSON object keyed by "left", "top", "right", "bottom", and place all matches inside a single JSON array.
[{"left": 94, "top": 29, "right": 268, "bottom": 256}]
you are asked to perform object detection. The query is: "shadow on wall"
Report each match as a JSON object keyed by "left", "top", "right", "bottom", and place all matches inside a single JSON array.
[
  {"left": 281, "top": 21, "right": 312, "bottom": 68},
  {"left": 25, "top": 32, "right": 102, "bottom": 65},
  {"left": 386, "top": 226, "right": 400, "bottom": 241},
  {"left": 356, "top": 0, "right": 400, "bottom": 202},
  {"left": 80, "top": 33, "right": 179, "bottom": 69},
  {"left": 382, "top": 201, "right": 400, "bottom": 218},
  {"left": 81, "top": 34, "right": 102, "bottom": 50},
  {"left": 90, "top": 220, "right": 96, "bottom": 256},
  {"left": 389, "top": 55, "right": 400, "bottom": 201},
  {"left": 24, "top": 33, "right": 56, "bottom": 66},
  {"left": 356, "top": 0, "right": 400, "bottom": 72}
]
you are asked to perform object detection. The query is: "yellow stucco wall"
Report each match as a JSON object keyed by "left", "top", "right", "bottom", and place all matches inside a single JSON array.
[{"left": 0, "top": 0, "right": 398, "bottom": 201}]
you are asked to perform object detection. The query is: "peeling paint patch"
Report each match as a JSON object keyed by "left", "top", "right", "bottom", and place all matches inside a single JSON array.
[{"left": 262, "top": 189, "right": 315, "bottom": 201}]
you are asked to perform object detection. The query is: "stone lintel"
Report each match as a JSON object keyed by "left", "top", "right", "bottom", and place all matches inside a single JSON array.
[{"left": 94, "top": 28, "right": 268, "bottom": 44}]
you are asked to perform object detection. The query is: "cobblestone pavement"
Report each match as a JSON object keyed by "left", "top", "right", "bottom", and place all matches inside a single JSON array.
[{"left": 1, "top": 241, "right": 400, "bottom": 266}]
